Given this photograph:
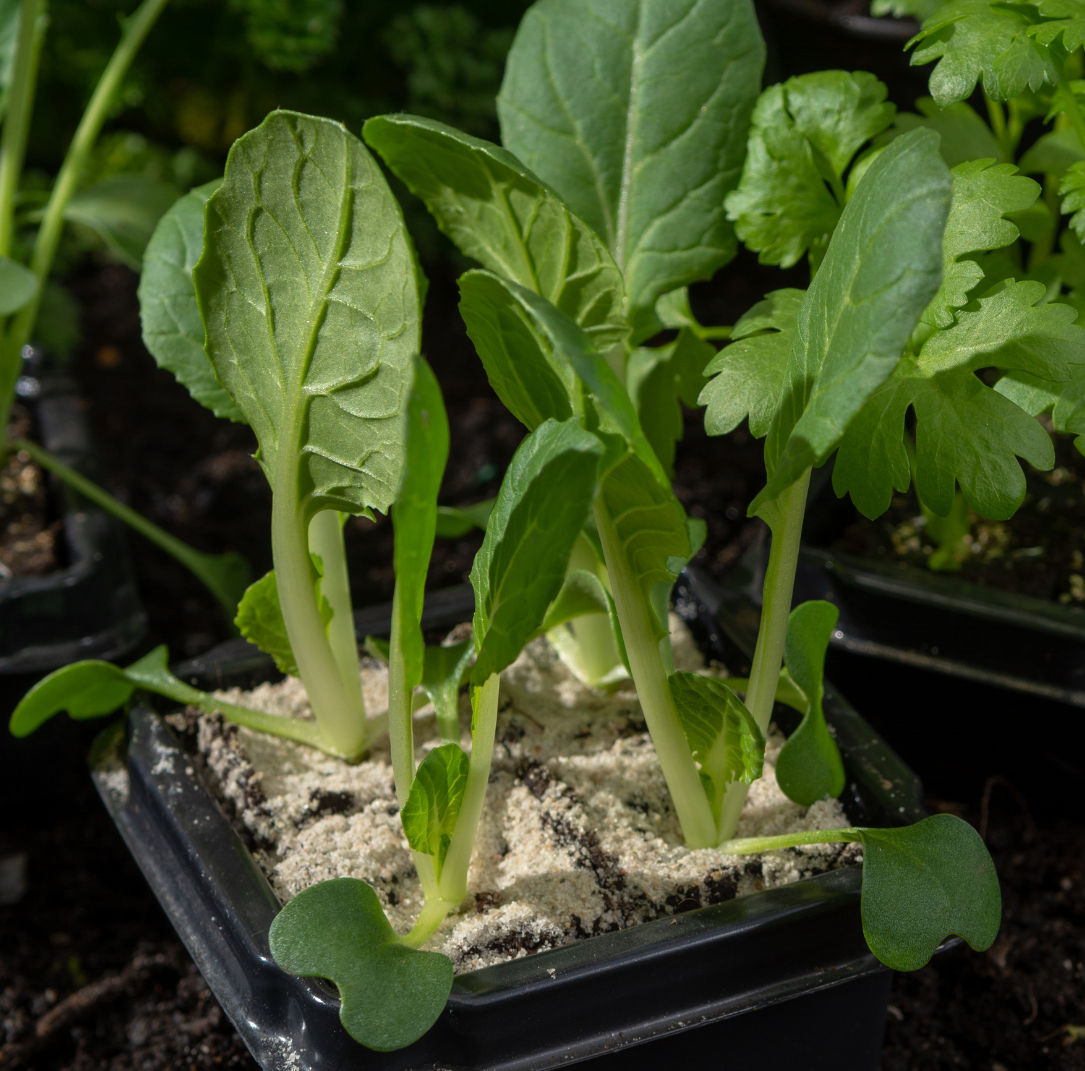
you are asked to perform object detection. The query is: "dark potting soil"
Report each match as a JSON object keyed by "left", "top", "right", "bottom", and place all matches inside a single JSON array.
[
  {"left": 831, "top": 431, "right": 1085, "bottom": 608},
  {"left": 0, "top": 774, "right": 1080, "bottom": 1069}
]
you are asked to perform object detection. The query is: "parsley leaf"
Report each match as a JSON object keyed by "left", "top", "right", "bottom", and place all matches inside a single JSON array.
[{"left": 1060, "top": 159, "right": 1085, "bottom": 240}]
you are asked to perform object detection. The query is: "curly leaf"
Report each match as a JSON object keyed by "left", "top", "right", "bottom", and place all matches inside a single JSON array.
[{"left": 269, "top": 878, "right": 453, "bottom": 1051}]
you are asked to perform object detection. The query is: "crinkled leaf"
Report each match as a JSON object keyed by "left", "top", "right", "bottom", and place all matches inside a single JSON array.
[
  {"left": 435, "top": 499, "right": 494, "bottom": 539},
  {"left": 881, "top": 98, "right": 1004, "bottom": 168},
  {"left": 858, "top": 814, "right": 1001, "bottom": 971},
  {"left": 922, "top": 159, "right": 1039, "bottom": 328},
  {"left": 363, "top": 114, "right": 626, "bottom": 349},
  {"left": 701, "top": 288, "right": 804, "bottom": 438},
  {"left": 835, "top": 280, "right": 1083, "bottom": 518},
  {"left": 392, "top": 360, "right": 450, "bottom": 690},
  {"left": 269, "top": 878, "right": 453, "bottom": 1051},
  {"left": 9, "top": 661, "right": 135, "bottom": 737},
  {"left": 626, "top": 328, "right": 714, "bottom": 477},
  {"left": 0, "top": 256, "right": 38, "bottom": 316},
  {"left": 750, "top": 129, "right": 951, "bottom": 514},
  {"left": 138, "top": 179, "right": 242, "bottom": 421},
  {"left": 470, "top": 417, "right": 602, "bottom": 683},
  {"left": 774, "top": 600, "right": 846, "bottom": 806},
  {"left": 63, "top": 176, "right": 181, "bottom": 270},
  {"left": 400, "top": 742, "right": 471, "bottom": 875},
  {"left": 195, "top": 110, "right": 418, "bottom": 516},
  {"left": 909, "top": 1, "right": 1059, "bottom": 108},
  {"left": 669, "top": 671, "right": 765, "bottom": 822},
  {"left": 498, "top": 0, "right": 764, "bottom": 329},
  {"left": 420, "top": 642, "right": 474, "bottom": 741},
  {"left": 1018, "top": 127, "right": 1084, "bottom": 177}
]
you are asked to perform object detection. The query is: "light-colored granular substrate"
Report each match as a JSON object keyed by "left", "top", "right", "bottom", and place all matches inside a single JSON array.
[{"left": 182, "top": 618, "right": 858, "bottom": 974}]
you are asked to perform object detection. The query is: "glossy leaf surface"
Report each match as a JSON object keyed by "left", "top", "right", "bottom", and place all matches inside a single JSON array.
[{"left": 400, "top": 742, "right": 471, "bottom": 874}]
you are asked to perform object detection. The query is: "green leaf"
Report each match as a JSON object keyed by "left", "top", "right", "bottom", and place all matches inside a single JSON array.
[
  {"left": 881, "top": 98, "right": 1005, "bottom": 168},
  {"left": 62, "top": 176, "right": 181, "bottom": 270},
  {"left": 909, "top": 0, "right": 1059, "bottom": 108},
  {"left": 1061, "top": 161, "right": 1085, "bottom": 242},
  {"left": 420, "top": 641, "right": 475, "bottom": 741},
  {"left": 393, "top": 359, "right": 450, "bottom": 691},
  {"left": 470, "top": 417, "right": 602, "bottom": 683},
  {"left": 858, "top": 814, "right": 1001, "bottom": 971},
  {"left": 235, "top": 565, "right": 333, "bottom": 676},
  {"left": 497, "top": 0, "right": 765, "bottom": 328},
  {"left": 9, "top": 661, "right": 135, "bottom": 738},
  {"left": 701, "top": 288, "right": 805, "bottom": 438},
  {"left": 434, "top": 499, "right": 494, "bottom": 538},
  {"left": 269, "top": 877, "right": 453, "bottom": 1051},
  {"left": 0, "top": 0, "right": 19, "bottom": 89},
  {"left": 0, "top": 256, "right": 38, "bottom": 316},
  {"left": 626, "top": 328, "right": 714, "bottom": 477},
  {"left": 400, "top": 742, "right": 471, "bottom": 875},
  {"left": 726, "top": 72, "right": 895, "bottom": 269},
  {"left": 922, "top": 159, "right": 1039, "bottom": 329},
  {"left": 1018, "top": 127, "right": 1084, "bottom": 178},
  {"left": 835, "top": 279, "right": 1084, "bottom": 518},
  {"left": 539, "top": 567, "right": 612, "bottom": 632},
  {"left": 750, "top": 129, "right": 952, "bottom": 514},
  {"left": 138, "top": 179, "right": 243, "bottom": 422},
  {"left": 1027, "top": 0, "right": 1085, "bottom": 53},
  {"left": 669, "top": 671, "right": 765, "bottom": 822},
  {"left": 363, "top": 113, "right": 626, "bottom": 349},
  {"left": 774, "top": 600, "right": 846, "bottom": 807},
  {"left": 194, "top": 110, "right": 419, "bottom": 517}
]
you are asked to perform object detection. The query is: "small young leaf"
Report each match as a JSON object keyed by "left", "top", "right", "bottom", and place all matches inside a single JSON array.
[
  {"left": 858, "top": 814, "right": 1001, "bottom": 971},
  {"left": 539, "top": 568, "right": 612, "bottom": 633},
  {"left": 400, "top": 742, "right": 471, "bottom": 875},
  {"left": 0, "top": 256, "right": 39, "bottom": 316},
  {"left": 434, "top": 499, "right": 494, "bottom": 539},
  {"left": 470, "top": 417, "right": 602, "bottom": 683},
  {"left": 138, "top": 179, "right": 243, "bottom": 422},
  {"left": 363, "top": 113, "right": 626, "bottom": 349},
  {"left": 669, "top": 672, "right": 765, "bottom": 821},
  {"left": 881, "top": 97, "right": 1004, "bottom": 168},
  {"left": 498, "top": 0, "right": 764, "bottom": 329},
  {"left": 1018, "top": 127, "right": 1084, "bottom": 179},
  {"left": 9, "top": 661, "right": 135, "bottom": 738},
  {"left": 420, "top": 641, "right": 474, "bottom": 741},
  {"left": 774, "top": 600, "right": 846, "bottom": 806},
  {"left": 701, "top": 288, "right": 805, "bottom": 438},
  {"left": 749, "top": 129, "right": 951, "bottom": 514},
  {"left": 269, "top": 877, "right": 453, "bottom": 1051}
]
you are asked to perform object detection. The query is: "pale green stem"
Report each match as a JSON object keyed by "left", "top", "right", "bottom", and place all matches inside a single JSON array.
[
  {"left": 720, "top": 827, "right": 861, "bottom": 855},
  {"left": 1, "top": 0, "right": 170, "bottom": 431},
  {"left": 272, "top": 442, "right": 368, "bottom": 759},
  {"left": 438, "top": 672, "right": 500, "bottom": 902},
  {"left": 716, "top": 469, "right": 811, "bottom": 844},
  {"left": 387, "top": 581, "right": 416, "bottom": 808},
  {"left": 0, "top": 0, "right": 46, "bottom": 258},
  {"left": 400, "top": 894, "right": 461, "bottom": 949},
  {"left": 984, "top": 93, "right": 1009, "bottom": 160},
  {"left": 593, "top": 500, "right": 718, "bottom": 848},
  {"left": 307, "top": 510, "right": 365, "bottom": 716},
  {"left": 16, "top": 437, "right": 245, "bottom": 621}
]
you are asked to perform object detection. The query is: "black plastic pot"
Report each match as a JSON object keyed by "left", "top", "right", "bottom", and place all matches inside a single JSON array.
[{"left": 90, "top": 572, "right": 924, "bottom": 1070}]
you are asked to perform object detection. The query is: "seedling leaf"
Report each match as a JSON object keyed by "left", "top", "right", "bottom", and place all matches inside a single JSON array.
[
  {"left": 540, "top": 568, "right": 612, "bottom": 632},
  {"left": 138, "top": 179, "right": 242, "bottom": 421},
  {"left": 498, "top": 0, "right": 764, "bottom": 329},
  {"left": 269, "top": 877, "right": 453, "bottom": 1051},
  {"left": 435, "top": 500, "right": 494, "bottom": 538},
  {"left": 9, "top": 661, "right": 134, "bottom": 737},
  {"left": 882, "top": 98, "right": 1004, "bottom": 169},
  {"left": 420, "top": 642, "right": 475, "bottom": 741},
  {"left": 401, "top": 742, "right": 471, "bottom": 875},
  {"left": 0, "top": 256, "right": 39, "bottom": 316},
  {"left": 774, "top": 600, "right": 846, "bottom": 806}
]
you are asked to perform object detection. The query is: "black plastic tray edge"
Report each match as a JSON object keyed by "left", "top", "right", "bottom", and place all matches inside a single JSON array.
[{"left": 91, "top": 574, "right": 920, "bottom": 1071}]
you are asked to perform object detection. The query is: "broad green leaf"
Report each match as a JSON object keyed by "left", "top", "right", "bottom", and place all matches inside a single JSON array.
[
  {"left": 138, "top": 179, "right": 242, "bottom": 421},
  {"left": 470, "top": 417, "right": 602, "bottom": 683},
  {"left": 750, "top": 129, "right": 952, "bottom": 514},
  {"left": 858, "top": 814, "right": 1001, "bottom": 971},
  {"left": 63, "top": 176, "right": 181, "bottom": 269},
  {"left": 0, "top": 256, "right": 38, "bottom": 316},
  {"left": 498, "top": 0, "right": 765, "bottom": 328},
  {"left": 774, "top": 600, "right": 846, "bottom": 806},
  {"left": 1028, "top": 0, "right": 1085, "bottom": 52},
  {"left": 401, "top": 742, "right": 471, "bottom": 875},
  {"left": 392, "top": 360, "right": 450, "bottom": 691},
  {"left": 235, "top": 564, "right": 332, "bottom": 675},
  {"left": 726, "top": 72, "right": 896, "bottom": 270},
  {"left": 420, "top": 642, "right": 475, "bottom": 741},
  {"left": 1018, "top": 127, "right": 1084, "bottom": 178},
  {"left": 363, "top": 114, "right": 626, "bottom": 349},
  {"left": 701, "top": 289, "right": 805, "bottom": 438},
  {"left": 195, "top": 110, "right": 418, "bottom": 517},
  {"left": 269, "top": 877, "right": 453, "bottom": 1051},
  {"left": 669, "top": 671, "right": 765, "bottom": 822},
  {"left": 1061, "top": 161, "right": 1085, "bottom": 242},
  {"left": 539, "top": 567, "right": 612, "bottom": 632},
  {"left": 9, "top": 661, "right": 134, "bottom": 737},
  {"left": 881, "top": 98, "right": 1004, "bottom": 168},
  {"left": 909, "top": 1, "right": 1059, "bottom": 108},
  {"left": 835, "top": 280, "right": 1084, "bottom": 518},
  {"left": 922, "top": 160, "right": 1039, "bottom": 329},
  {"left": 435, "top": 499, "right": 494, "bottom": 539},
  {"left": 626, "top": 328, "right": 714, "bottom": 477}
]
